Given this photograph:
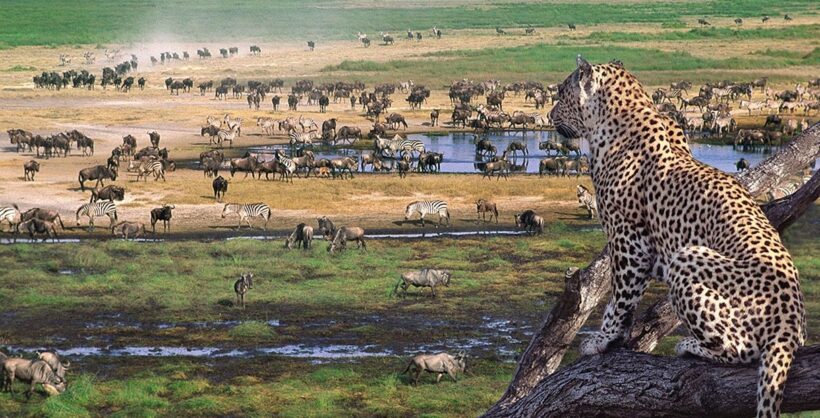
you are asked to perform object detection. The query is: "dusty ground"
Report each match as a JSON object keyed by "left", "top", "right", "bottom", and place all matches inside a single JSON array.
[{"left": 0, "top": 23, "right": 815, "bottom": 237}]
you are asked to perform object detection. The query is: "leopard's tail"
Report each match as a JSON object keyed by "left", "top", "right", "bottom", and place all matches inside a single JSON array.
[{"left": 756, "top": 342, "right": 797, "bottom": 418}]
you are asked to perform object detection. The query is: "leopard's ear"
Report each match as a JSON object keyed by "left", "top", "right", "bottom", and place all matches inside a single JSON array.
[{"left": 576, "top": 55, "right": 591, "bottom": 73}]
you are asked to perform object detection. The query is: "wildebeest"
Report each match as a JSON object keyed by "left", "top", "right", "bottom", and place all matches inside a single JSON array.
[
  {"left": 430, "top": 109, "right": 439, "bottom": 126},
  {"left": 539, "top": 157, "right": 566, "bottom": 177},
  {"left": 18, "top": 218, "right": 59, "bottom": 241},
  {"left": 150, "top": 204, "right": 174, "bottom": 233},
  {"left": 393, "top": 269, "right": 452, "bottom": 298},
  {"left": 230, "top": 155, "right": 259, "bottom": 179},
  {"left": 23, "top": 160, "right": 40, "bottom": 181},
  {"left": 386, "top": 113, "right": 408, "bottom": 130},
  {"left": 736, "top": 158, "right": 750, "bottom": 172},
  {"left": 514, "top": 210, "right": 544, "bottom": 235},
  {"left": 307, "top": 41, "right": 315, "bottom": 51},
  {"left": 335, "top": 126, "right": 362, "bottom": 145},
  {"left": 505, "top": 141, "right": 528, "bottom": 156},
  {"left": 475, "top": 199, "right": 499, "bottom": 223},
  {"left": 402, "top": 351, "right": 466, "bottom": 385},
  {"left": 90, "top": 185, "right": 125, "bottom": 202},
  {"left": 213, "top": 176, "right": 228, "bottom": 201},
  {"left": 21, "top": 208, "right": 65, "bottom": 231},
  {"left": 78, "top": 165, "right": 117, "bottom": 191},
  {"left": 316, "top": 216, "right": 336, "bottom": 239},
  {"left": 327, "top": 226, "right": 366, "bottom": 254},
  {"left": 482, "top": 158, "right": 511, "bottom": 181},
  {"left": 234, "top": 272, "right": 253, "bottom": 309},
  {"left": 0, "top": 352, "right": 65, "bottom": 398},
  {"left": 36, "top": 351, "right": 69, "bottom": 383},
  {"left": 111, "top": 221, "right": 147, "bottom": 240},
  {"left": 285, "top": 223, "right": 314, "bottom": 250}
]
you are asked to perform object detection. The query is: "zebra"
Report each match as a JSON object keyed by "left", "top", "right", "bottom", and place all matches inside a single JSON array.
[
  {"left": 136, "top": 160, "right": 166, "bottom": 182},
  {"left": 234, "top": 272, "right": 254, "bottom": 309},
  {"left": 376, "top": 135, "right": 425, "bottom": 158},
  {"left": 275, "top": 151, "right": 297, "bottom": 183},
  {"left": 576, "top": 185, "right": 597, "bottom": 219},
  {"left": 75, "top": 201, "right": 118, "bottom": 231},
  {"left": 289, "top": 130, "right": 315, "bottom": 149},
  {"left": 404, "top": 200, "right": 450, "bottom": 228},
  {"left": 221, "top": 203, "right": 271, "bottom": 230},
  {"left": 0, "top": 205, "right": 22, "bottom": 233}
]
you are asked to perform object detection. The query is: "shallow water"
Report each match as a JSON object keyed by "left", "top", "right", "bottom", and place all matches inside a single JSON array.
[{"left": 249, "top": 131, "right": 794, "bottom": 174}]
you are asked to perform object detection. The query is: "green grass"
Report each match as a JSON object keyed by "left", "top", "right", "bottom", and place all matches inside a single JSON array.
[
  {"left": 320, "top": 43, "right": 819, "bottom": 85},
  {"left": 0, "top": 0, "right": 816, "bottom": 46}
]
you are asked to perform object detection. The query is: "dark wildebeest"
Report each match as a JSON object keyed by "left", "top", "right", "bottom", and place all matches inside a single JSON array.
[
  {"left": 307, "top": 41, "right": 315, "bottom": 51},
  {"left": 764, "top": 115, "right": 782, "bottom": 129},
  {"left": 482, "top": 158, "right": 511, "bottom": 181},
  {"left": 150, "top": 204, "right": 175, "bottom": 233},
  {"left": 90, "top": 185, "right": 125, "bottom": 202},
  {"left": 319, "top": 95, "right": 329, "bottom": 112},
  {"left": 514, "top": 210, "right": 544, "bottom": 235},
  {"left": 327, "top": 226, "right": 366, "bottom": 254},
  {"left": 201, "top": 157, "right": 221, "bottom": 177},
  {"left": 0, "top": 353, "right": 66, "bottom": 398},
  {"left": 18, "top": 218, "right": 59, "bottom": 242},
  {"left": 505, "top": 141, "right": 528, "bottom": 156},
  {"left": 23, "top": 160, "right": 40, "bottom": 181},
  {"left": 234, "top": 272, "right": 254, "bottom": 309},
  {"left": 402, "top": 351, "right": 466, "bottom": 385},
  {"left": 138, "top": 77, "right": 145, "bottom": 90},
  {"left": 430, "top": 109, "right": 439, "bottom": 126},
  {"left": 285, "top": 223, "right": 314, "bottom": 250},
  {"left": 78, "top": 165, "right": 117, "bottom": 191},
  {"left": 230, "top": 155, "right": 259, "bottom": 179},
  {"left": 317, "top": 216, "right": 336, "bottom": 239},
  {"left": 393, "top": 269, "right": 452, "bottom": 298},
  {"left": 148, "top": 131, "right": 160, "bottom": 148},
  {"left": 21, "top": 208, "right": 65, "bottom": 231},
  {"left": 111, "top": 221, "right": 147, "bottom": 240},
  {"left": 272, "top": 95, "right": 281, "bottom": 110},
  {"left": 736, "top": 158, "right": 750, "bottom": 172},
  {"left": 386, "top": 113, "right": 408, "bottom": 130},
  {"left": 336, "top": 126, "right": 361, "bottom": 144},
  {"left": 475, "top": 199, "right": 499, "bottom": 223},
  {"left": 322, "top": 118, "right": 337, "bottom": 138},
  {"left": 212, "top": 176, "right": 228, "bottom": 201}
]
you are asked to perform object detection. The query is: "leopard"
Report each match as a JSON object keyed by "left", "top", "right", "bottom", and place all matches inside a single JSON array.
[{"left": 549, "top": 56, "right": 805, "bottom": 418}]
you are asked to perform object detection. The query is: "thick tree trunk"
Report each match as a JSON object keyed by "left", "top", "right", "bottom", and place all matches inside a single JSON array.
[
  {"left": 490, "top": 346, "right": 820, "bottom": 418},
  {"left": 484, "top": 123, "right": 820, "bottom": 416}
]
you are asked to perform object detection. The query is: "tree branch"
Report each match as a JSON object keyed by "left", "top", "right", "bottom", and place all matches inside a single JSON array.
[
  {"left": 484, "top": 123, "right": 820, "bottom": 415},
  {"left": 485, "top": 346, "right": 820, "bottom": 418}
]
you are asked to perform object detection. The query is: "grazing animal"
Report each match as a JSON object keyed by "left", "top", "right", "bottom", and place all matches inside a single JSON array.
[
  {"left": 21, "top": 208, "right": 65, "bottom": 231},
  {"left": 402, "top": 352, "right": 466, "bottom": 385},
  {"left": 514, "top": 210, "right": 544, "bottom": 235},
  {"left": 307, "top": 41, "right": 315, "bottom": 51},
  {"left": 393, "top": 269, "right": 451, "bottom": 298},
  {"left": 405, "top": 200, "right": 450, "bottom": 227},
  {"left": 78, "top": 165, "right": 117, "bottom": 191},
  {"left": 230, "top": 155, "right": 259, "bottom": 179},
  {"left": 576, "top": 185, "right": 597, "bottom": 219},
  {"left": 136, "top": 159, "right": 166, "bottom": 182},
  {"left": 75, "top": 201, "right": 117, "bottom": 231},
  {"left": 475, "top": 199, "right": 499, "bottom": 223},
  {"left": 221, "top": 203, "right": 271, "bottom": 230},
  {"left": 327, "top": 226, "right": 367, "bottom": 254},
  {"left": 212, "top": 176, "right": 228, "bottom": 201},
  {"left": 150, "top": 204, "right": 174, "bottom": 233},
  {"left": 111, "top": 221, "right": 147, "bottom": 240},
  {"left": 285, "top": 223, "right": 314, "bottom": 250},
  {"left": 736, "top": 158, "right": 750, "bottom": 172},
  {"left": 505, "top": 141, "right": 528, "bottom": 156},
  {"left": 23, "top": 160, "right": 40, "bottom": 181},
  {"left": 36, "top": 351, "right": 69, "bottom": 383},
  {"left": 430, "top": 109, "right": 440, "bottom": 126},
  {"left": 317, "top": 216, "right": 336, "bottom": 239},
  {"left": 90, "top": 185, "right": 125, "bottom": 202},
  {"left": 1, "top": 354, "right": 65, "bottom": 398},
  {"left": 234, "top": 273, "right": 254, "bottom": 309},
  {"left": 482, "top": 157, "right": 511, "bottom": 181},
  {"left": 550, "top": 57, "right": 805, "bottom": 418}
]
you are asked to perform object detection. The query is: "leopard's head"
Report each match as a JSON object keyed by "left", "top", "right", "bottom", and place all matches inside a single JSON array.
[{"left": 549, "top": 56, "right": 600, "bottom": 140}]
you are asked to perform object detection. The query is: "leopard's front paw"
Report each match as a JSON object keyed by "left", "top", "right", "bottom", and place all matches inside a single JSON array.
[{"left": 580, "top": 332, "right": 614, "bottom": 356}]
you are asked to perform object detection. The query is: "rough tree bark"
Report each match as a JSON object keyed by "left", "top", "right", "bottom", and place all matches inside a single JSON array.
[
  {"left": 490, "top": 346, "right": 820, "bottom": 418},
  {"left": 484, "top": 123, "right": 819, "bottom": 416}
]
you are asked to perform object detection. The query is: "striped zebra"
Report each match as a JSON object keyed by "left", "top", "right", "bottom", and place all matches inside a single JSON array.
[
  {"left": 136, "top": 159, "right": 166, "bottom": 182},
  {"left": 404, "top": 200, "right": 450, "bottom": 227},
  {"left": 275, "top": 151, "right": 297, "bottom": 183},
  {"left": 376, "top": 135, "right": 425, "bottom": 158},
  {"left": 221, "top": 203, "right": 272, "bottom": 230},
  {"left": 576, "top": 185, "right": 597, "bottom": 219},
  {"left": 0, "top": 205, "right": 22, "bottom": 233},
  {"left": 76, "top": 201, "right": 118, "bottom": 231},
  {"left": 288, "top": 130, "right": 315, "bottom": 148}
]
